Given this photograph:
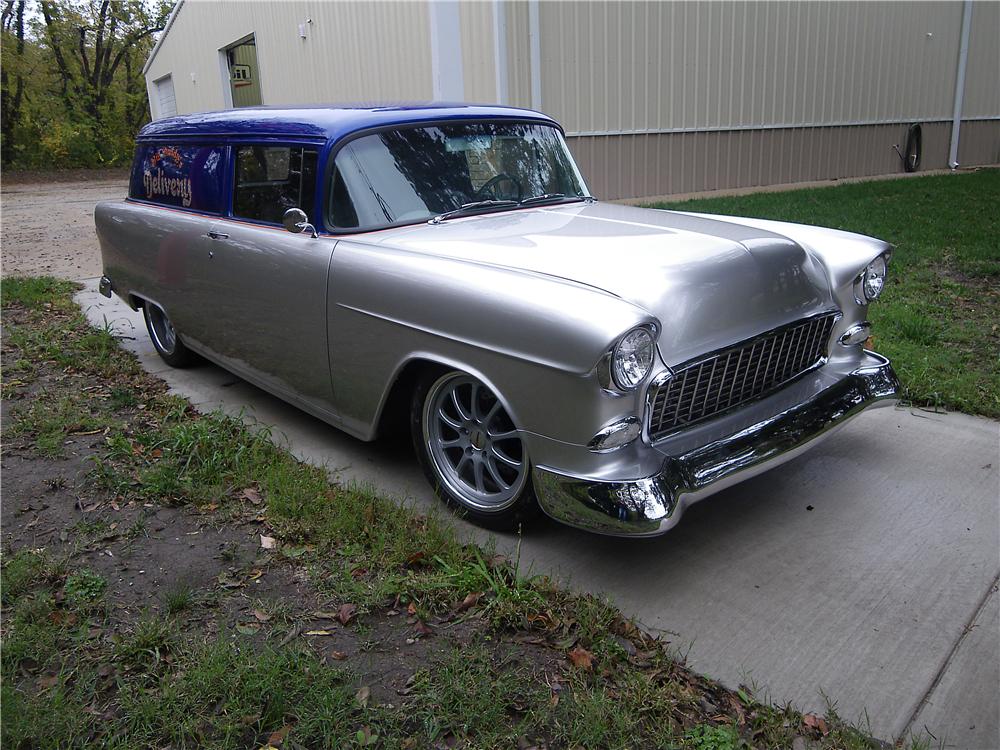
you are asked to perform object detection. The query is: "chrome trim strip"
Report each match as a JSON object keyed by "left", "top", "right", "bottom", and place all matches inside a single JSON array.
[
  {"left": 534, "top": 351, "right": 900, "bottom": 537},
  {"left": 839, "top": 322, "right": 872, "bottom": 346}
]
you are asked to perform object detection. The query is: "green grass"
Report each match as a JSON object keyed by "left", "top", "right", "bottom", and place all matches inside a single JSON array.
[{"left": 646, "top": 169, "right": 1000, "bottom": 418}]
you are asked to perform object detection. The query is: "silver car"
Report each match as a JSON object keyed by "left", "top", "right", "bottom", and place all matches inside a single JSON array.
[{"left": 95, "top": 104, "right": 899, "bottom": 536}]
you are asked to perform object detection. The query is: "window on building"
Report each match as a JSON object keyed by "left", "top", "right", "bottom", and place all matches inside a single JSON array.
[
  {"left": 233, "top": 145, "right": 318, "bottom": 224},
  {"left": 224, "top": 35, "right": 262, "bottom": 108}
]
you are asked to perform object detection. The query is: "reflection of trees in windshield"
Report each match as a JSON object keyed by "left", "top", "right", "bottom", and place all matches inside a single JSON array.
[{"left": 330, "top": 122, "right": 585, "bottom": 229}]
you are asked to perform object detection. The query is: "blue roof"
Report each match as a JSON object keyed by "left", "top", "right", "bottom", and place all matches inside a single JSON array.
[{"left": 137, "top": 103, "right": 560, "bottom": 142}]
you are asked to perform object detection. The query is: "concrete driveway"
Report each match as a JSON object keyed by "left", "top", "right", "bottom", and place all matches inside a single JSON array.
[{"left": 74, "top": 281, "right": 999, "bottom": 748}]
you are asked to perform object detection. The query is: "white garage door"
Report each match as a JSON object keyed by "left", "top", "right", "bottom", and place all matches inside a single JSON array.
[{"left": 154, "top": 75, "right": 176, "bottom": 118}]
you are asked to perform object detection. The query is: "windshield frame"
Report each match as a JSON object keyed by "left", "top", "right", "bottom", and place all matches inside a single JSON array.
[{"left": 320, "top": 118, "right": 591, "bottom": 235}]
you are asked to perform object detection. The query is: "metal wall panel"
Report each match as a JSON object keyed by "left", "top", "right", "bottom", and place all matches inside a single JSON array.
[
  {"left": 460, "top": 2, "right": 497, "bottom": 103},
  {"left": 538, "top": 1, "right": 982, "bottom": 135},
  {"left": 569, "top": 120, "right": 999, "bottom": 200},
  {"left": 145, "top": 1, "right": 434, "bottom": 115},
  {"left": 964, "top": 1, "right": 1000, "bottom": 119}
]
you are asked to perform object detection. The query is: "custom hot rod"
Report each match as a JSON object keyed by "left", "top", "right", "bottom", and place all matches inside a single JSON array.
[{"left": 95, "top": 104, "right": 899, "bottom": 536}]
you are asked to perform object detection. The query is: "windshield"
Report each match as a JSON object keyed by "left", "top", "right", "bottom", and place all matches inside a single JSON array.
[{"left": 327, "top": 122, "right": 589, "bottom": 230}]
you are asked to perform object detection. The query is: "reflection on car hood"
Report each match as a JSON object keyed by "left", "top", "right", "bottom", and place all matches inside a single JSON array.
[{"left": 372, "top": 201, "right": 834, "bottom": 366}]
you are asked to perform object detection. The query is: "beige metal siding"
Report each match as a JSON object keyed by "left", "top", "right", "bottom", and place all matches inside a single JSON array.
[
  {"left": 145, "top": 1, "right": 434, "bottom": 115},
  {"left": 460, "top": 2, "right": 497, "bottom": 103},
  {"left": 963, "top": 1, "right": 1000, "bottom": 119},
  {"left": 569, "top": 120, "right": 998, "bottom": 200},
  {"left": 539, "top": 1, "right": 978, "bottom": 135}
]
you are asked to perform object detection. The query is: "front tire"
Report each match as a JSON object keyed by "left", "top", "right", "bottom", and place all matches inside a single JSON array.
[
  {"left": 142, "top": 302, "right": 195, "bottom": 368},
  {"left": 411, "top": 370, "right": 540, "bottom": 532}
]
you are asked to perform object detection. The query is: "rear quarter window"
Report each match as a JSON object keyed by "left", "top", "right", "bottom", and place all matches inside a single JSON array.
[{"left": 129, "top": 144, "right": 226, "bottom": 213}]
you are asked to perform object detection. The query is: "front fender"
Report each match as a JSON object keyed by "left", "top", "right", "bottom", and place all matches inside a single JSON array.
[
  {"left": 681, "top": 212, "right": 892, "bottom": 343},
  {"left": 327, "top": 240, "right": 656, "bottom": 444}
]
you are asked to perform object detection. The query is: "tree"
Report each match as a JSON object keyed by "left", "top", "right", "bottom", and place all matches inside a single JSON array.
[
  {"left": 0, "top": 0, "right": 172, "bottom": 168},
  {"left": 1, "top": 0, "right": 27, "bottom": 166}
]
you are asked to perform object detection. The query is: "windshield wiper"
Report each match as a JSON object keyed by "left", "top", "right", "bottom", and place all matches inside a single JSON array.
[
  {"left": 519, "top": 193, "right": 565, "bottom": 206},
  {"left": 519, "top": 193, "right": 597, "bottom": 207},
  {"left": 429, "top": 199, "right": 519, "bottom": 224}
]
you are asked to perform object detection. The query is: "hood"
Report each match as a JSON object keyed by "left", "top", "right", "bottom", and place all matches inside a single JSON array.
[{"left": 372, "top": 201, "right": 834, "bottom": 366}]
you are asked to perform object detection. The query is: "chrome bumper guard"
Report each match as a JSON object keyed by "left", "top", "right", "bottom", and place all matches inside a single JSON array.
[{"left": 533, "top": 351, "right": 900, "bottom": 537}]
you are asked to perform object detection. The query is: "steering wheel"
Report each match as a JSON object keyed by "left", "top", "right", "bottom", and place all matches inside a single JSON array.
[{"left": 475, "top": 173, "right": 522, "bottom": 202}]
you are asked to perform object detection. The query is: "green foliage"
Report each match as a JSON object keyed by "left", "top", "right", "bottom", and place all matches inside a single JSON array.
[
  {"left": 1, "top": 0, "right": 171, "bottom": 168},
  {"left": 63, "top": 569, "right": 106, "bottom": 607},
  {"left": 684, "top": 723, "right": 743, "bottom": 750}
]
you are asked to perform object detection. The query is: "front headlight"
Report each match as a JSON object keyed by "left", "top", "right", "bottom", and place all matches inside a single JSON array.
[
  {"left": 858, "top": 255, "right": 888, "bottom": 302},
  {"left": 612, "top": 327, "right": 655, "bottom": 390}
]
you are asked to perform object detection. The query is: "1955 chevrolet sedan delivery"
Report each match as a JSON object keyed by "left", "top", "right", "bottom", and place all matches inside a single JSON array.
[{"left": 95, "top": 103, "right": 900, "bottom": 536}]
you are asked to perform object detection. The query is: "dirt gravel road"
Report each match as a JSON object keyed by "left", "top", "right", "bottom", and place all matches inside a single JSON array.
[{"left": 1, "top": 177, "right": 126, "bottom": 279}]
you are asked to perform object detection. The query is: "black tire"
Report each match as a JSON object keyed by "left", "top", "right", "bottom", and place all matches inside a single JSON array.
[
  {"left": 903, "top": 123, "right": 922, "bottom": 173},
  {"left": 142, "top": 302, "right": 195, "bottom": 368},
  {"left": 410, "top": 369, "right": 540, "bottom": 532}
]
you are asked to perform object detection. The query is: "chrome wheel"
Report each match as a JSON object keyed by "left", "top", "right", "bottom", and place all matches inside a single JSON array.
[
  {"left": 147, "top": 304, "right": 177, "bottom": 355},
  {"left": 422, "top": 373, "right": 528, "bottom": 512}
]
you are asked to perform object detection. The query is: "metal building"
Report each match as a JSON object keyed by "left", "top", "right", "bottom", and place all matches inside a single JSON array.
[{"left": 144, "top": 1, "right": 999, "bottom": 201}]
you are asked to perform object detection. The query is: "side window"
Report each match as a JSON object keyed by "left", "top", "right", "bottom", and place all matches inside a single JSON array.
[
  {"left": 233, "top": 145, "right": 318, "bottom": 224},
  {"left": 129, "top": 144, "right": 225, "bottom": 213}
]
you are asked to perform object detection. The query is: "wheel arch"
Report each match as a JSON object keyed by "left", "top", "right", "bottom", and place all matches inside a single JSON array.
[{"left": 372, "top": 352, "right": 526, "bottom": 442}]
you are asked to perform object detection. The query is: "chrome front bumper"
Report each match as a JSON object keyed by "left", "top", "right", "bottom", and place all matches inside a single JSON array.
[{"left": 533, "top": 351, "right": 900, "bottom": 537}]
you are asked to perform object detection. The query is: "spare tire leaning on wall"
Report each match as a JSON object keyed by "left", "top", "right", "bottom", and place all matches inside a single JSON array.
[{"left": 903, "top": 123, "right": 922, "bottom": 172}]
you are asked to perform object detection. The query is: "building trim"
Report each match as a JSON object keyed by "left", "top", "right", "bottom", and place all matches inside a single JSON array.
[
  {"left": 528, "top": 0, "right": 541, "bottom": 109},
  {"left": 948, "top": 0, "right": 974, "bottom": 169},
  {"left": 565, "top": 116, "right": 1000, "bottom": 139},
  {"left": 492, "top": 0, "right": 508, "bottom": 105},
  {"left": 428, "top": 0, "right": 465, "bottom": 101},
  {"left": 142, "top": 0, "right": 184, "bottom": 75}
]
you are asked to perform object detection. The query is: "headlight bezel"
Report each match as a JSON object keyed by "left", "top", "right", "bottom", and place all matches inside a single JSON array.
[
  {"left": 854, "top": 252, "right": 890, "bottom": 304},
  {"left": 610, "top": 325, "right": 657, "bottom": 391}
]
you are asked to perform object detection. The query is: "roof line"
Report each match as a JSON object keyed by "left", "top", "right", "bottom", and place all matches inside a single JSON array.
[{"left": 142, "top": 0, "right": 184, "bottom": 76}]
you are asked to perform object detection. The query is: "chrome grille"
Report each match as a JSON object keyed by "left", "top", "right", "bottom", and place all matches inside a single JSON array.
[{"left": 648, "top": 313, "right": 838, "bottom": 440}]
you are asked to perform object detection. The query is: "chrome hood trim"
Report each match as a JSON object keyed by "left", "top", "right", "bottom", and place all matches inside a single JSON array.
[{"left": 373, "top": 202, "right": 834, "bottom": 366}]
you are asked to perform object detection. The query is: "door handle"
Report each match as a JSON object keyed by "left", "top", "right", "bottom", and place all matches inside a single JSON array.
[{"left": 207, "top": 231, "right": 229, "bottom": 240}]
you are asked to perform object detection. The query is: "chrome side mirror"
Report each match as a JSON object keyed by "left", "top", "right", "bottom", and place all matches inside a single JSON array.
[{"left": 282, "top": 208, "right": 318, "bottom": 238}]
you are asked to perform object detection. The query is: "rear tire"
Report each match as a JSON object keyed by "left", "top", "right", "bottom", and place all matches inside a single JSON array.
[
  {"left": 142, "top": 302, "right": 195, "bottom": 368},
  {"left": 410, "top": 369, "right": 540, "bottom": 532}
]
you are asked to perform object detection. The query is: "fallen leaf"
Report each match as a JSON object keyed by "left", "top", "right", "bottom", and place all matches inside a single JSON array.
[
  {"left": 405, "top": 551, "right": 426, "bottom": 567},
  {"left": 350, "top": 566, "right": 368, "bottom": 579},
  {"left": 567, "top": 646, "right": 594, "bottom": 670},
  {"left": 803, "top": 713, "right": 829, "bottom": 735},
  {"left": 456, "top": 592, "right": 482, "bottom": 612},
  {"left": 330, "top": 650, "right": 348, "bottom": 660},
  {"left": 248, "top": 569, "right": 265, "bottom": 581},
  {"left": 336, "top": 603, "right": 357, "bottom": 625},
  {"left": 240, "top": 487, "right": 264, "bottom": 505},
  {"left": 414, "top": 620, "right": 434, "bottom": 636},
  {"left": 268, "top": 724, "right": 293, "bottom": 746},
  {"left": 37, "top": 674, "right": 59, "bottom": 690},
  {"left": 260, "top": 535, "right": 277, "bottom": 550},
  {"left": 252, "top": 609, "right": 272, "bottom": 623},
  {"left": 311, "top": 611, "right": 342, "bottom": 621},
  {"left": 304, "top": 630, "right": 334, "bottom": 637},
  {"left": 406, "top": 602, "right": 417, "bottom": 616},
  {"left": 355, "top": 685, "right": 371, "bottom": 707}
]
